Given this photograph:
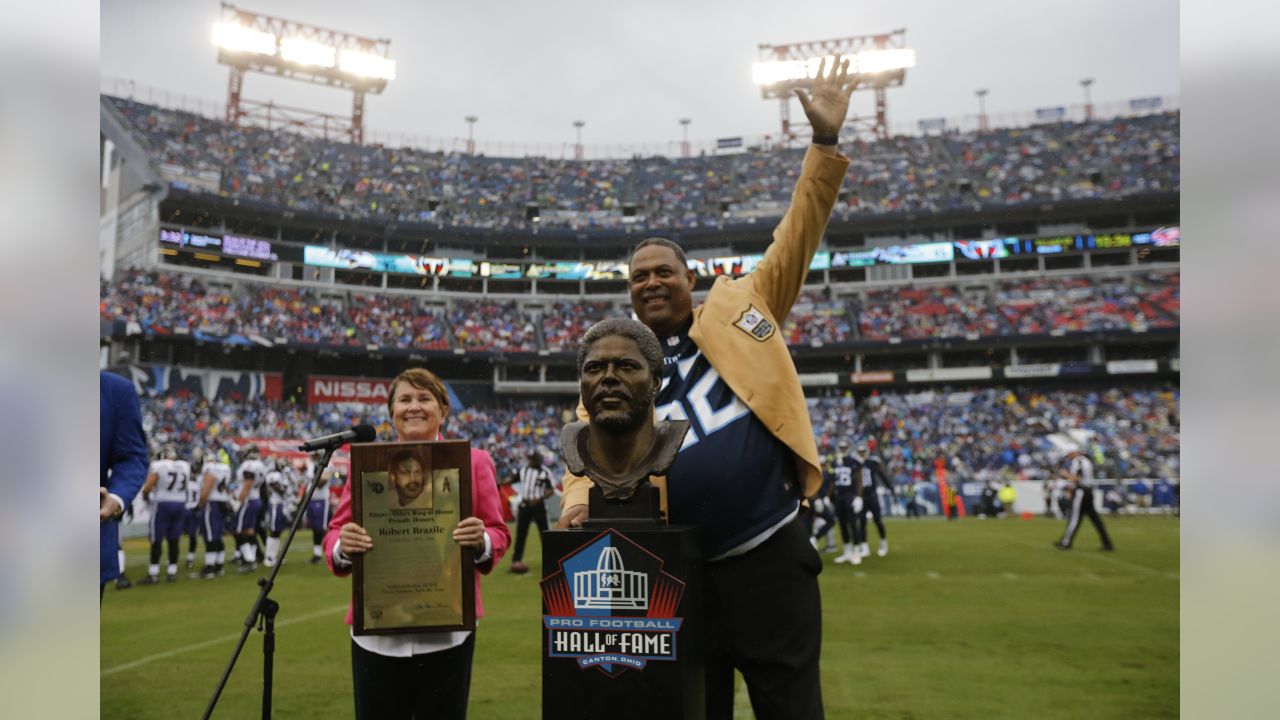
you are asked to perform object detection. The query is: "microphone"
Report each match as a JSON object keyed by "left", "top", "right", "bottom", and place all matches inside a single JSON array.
[{"left": 297, "top": 424, "right": 377, "bottom": 452}]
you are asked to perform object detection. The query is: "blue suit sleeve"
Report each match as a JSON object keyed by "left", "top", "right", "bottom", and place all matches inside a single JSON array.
[{"left": 106, "top": 381, "right": 148, "bottom": 507}]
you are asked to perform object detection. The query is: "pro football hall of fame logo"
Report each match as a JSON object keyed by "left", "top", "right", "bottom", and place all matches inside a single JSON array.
[{"left": 540, "top": 529, "right": 687, "bottom": 677}]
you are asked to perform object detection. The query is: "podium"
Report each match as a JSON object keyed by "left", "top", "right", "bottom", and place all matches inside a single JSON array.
[{"left": 540, "top": 486, "right": 705, "bottom": 719}]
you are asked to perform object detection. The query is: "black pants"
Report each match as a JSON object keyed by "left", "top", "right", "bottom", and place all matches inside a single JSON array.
[
  {"left": 512, "top": 501, "right": 548, "bottom": 563},
  {"left": 833, "top": 493, "right": 856, "bottom": 544},
  {"left": 853, "top": 491, "right": 886, "bottom": 545},
  {"left": 1060, "top": 487, "right": 1115, "bottom": 549},
  {"left": 704, "top": 514, "right": 824, "bottom": 720},
  {"left": 350, "top": 633, "right": 475, "bottom": 719}
]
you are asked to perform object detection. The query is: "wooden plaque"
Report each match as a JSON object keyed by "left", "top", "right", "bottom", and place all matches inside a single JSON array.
[{"left": 350, "top": 439, "right": 475, "bottom": 634}]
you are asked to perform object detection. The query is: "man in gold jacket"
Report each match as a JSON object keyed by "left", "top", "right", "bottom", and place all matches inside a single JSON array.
[{"left": 559, "top": 58, "right": 858, "bottom": 720}]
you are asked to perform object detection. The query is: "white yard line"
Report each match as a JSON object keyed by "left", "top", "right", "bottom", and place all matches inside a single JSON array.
[
  {"left": 926, "top": 571, "right": 942, "bottom": 579},
  {"left": 103, "top": 604, "right": 348, "bottom": 677}
]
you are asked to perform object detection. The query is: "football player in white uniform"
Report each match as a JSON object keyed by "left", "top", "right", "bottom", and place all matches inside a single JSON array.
[
  {"left": 193, "top": 449, "right": 234, "bottom": 578},
  {"left": 234, "top": 445, "right": 269, "bottom": 572},
  {"left": 263, "top": 457, "right": 297, "bottom": 568},
  {"left": 182, "top": 449, "right": 205, "bottom": 568},
  {"left": 138, "top": 444, "right": 191, "bottom": 584}
]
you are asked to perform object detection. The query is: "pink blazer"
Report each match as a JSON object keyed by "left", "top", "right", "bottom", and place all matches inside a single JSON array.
[{"left": 324, "top": 446, "right": 511, "bottom": 625}]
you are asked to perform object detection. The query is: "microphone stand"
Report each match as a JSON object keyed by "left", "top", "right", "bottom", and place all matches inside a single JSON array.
[{"left": 202, "top": 444, "right": 338, "bottom": 720}]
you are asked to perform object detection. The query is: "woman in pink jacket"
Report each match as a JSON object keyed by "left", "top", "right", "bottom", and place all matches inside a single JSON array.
[{"left": 324, "top": 367, "right": 510, "bottom": 719}]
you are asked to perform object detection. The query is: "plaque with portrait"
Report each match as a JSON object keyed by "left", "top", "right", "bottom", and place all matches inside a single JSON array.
[{"left": 350, "top": 440, "right": 475, "bottom": 634}]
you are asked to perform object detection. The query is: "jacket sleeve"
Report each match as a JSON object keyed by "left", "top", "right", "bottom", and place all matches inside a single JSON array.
[
  {"left": 744, "top": 145, "right": 849, "bottom": 324},
  {"left": 323, "top": 480, "right": 353, "bottom": 577},
  {"left": 472, "top": 450, "right": 510, "bottom": 574},
  {"left": 106, "top": 378, "right": 148, "bottom": 507}
]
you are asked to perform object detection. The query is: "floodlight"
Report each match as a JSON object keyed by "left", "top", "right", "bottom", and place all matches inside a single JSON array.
[
  {"left": 280, "top": 37, "right": 336, "bottom": 68},
  {"left": 340, "top": 50, "right": 396, "bottom": 80},
  {"left": 212, "top": 21, "right": 277, "bottom": 56},
  {"left": 752, "top": 49, "right": 915, "bottom": 86},
  {"left": 854, "top": 48, "right": 916, "bottom": 74},
  {"left": 214, "top": 4, "right": 396, "bottom": 144}
]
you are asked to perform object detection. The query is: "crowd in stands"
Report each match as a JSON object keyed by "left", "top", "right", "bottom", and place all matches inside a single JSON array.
[
  {"left": 782, "top": 291, "right": 857, "bottom": 346},
  {"left": 812, "top": 384, "right": 1180, "bottom": 484},
  {"left": 543, "top": 300, "right": 615, "bottom": 352},
  {"left": 107, "top": 95, "right": 1179, "bottom": 231},
  {"left": 448, "top": 299, "right": 540, "bottom": 352},
  {"left": 137, "top": 384, "right": 1179, "bottom": 496},
  {"left": 994, "top": 271, "right": 1178, "bottom": 335},
  {"left": 101, "top": 269, "right": 1180, "bottom": 352},
  {"left": 855, "top": 285, "right": 1004, "bottom": 341},
  {"left": 138, "top": 393, "right": 572, "bottom": 483}
]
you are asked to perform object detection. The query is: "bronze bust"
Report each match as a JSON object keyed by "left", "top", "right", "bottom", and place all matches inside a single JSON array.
[{"left": 563, "top": 318, "right": 690, "bottom": 522}]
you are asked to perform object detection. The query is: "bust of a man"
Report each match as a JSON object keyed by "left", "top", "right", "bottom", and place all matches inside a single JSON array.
[{"left": 561, "top": 318, "right": 688, "bottom": 504}]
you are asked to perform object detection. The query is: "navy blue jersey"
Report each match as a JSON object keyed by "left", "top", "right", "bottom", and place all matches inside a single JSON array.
[
  {"left": 830, "top": 455, "right": 858, "bottom": 495},
  {"left": 856, "top": 454, "right": 891, "bottom": 494},
  {"left": 655, "top": 326, "right": 798, "bottom": 558}
]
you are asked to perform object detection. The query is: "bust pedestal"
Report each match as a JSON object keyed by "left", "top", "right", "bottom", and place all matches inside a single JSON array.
[
  {"left": 540, "top": 420, "right": 704, "bottom": 719},
  {"left": 540, "top": 515, "right": 704, "bottom": 719}
]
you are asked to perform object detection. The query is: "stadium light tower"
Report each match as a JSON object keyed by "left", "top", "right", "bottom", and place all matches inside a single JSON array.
[
  {"left": 465, "top": 115, "right": 478, "bottom": 155},
  {"left": 753, "top": 30, "right": 915, "bottom": 143},
  {"left": 1080, "top": 78, "right": 1095, "bottom": 121},
  {"left": 975, "top": 88, "right": 989, "bottom": 131},
  {"left": 573, "top": 120, "right": 585, "bottom": 160},
  {"left": 679, "top": 117, "right": 691, "bottom": 158},
  {"left": 213, "top": 2, "right": 396, "bottom": 144}
]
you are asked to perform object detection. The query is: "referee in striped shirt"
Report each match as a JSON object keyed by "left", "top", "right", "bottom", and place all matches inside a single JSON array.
[
  {"left": 1054, "top": 449, "right": 1116, "bottom": 551},
  {"left": 509, "top": 451, "right": 555, "bottom": 574}
]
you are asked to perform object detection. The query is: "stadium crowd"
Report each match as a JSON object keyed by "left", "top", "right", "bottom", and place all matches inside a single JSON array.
[
  {"left": 107, "top": 95, "right": 1179, "bottom": 230},
  {"left": 101, "top": 269, "right": 1179, "bottom": 352},
  {"left": 811, "top": 385, "right": 1180, "bottom": 486},
  {"left": 137, "top": 383, "right": 1178, "bottom": 489}
]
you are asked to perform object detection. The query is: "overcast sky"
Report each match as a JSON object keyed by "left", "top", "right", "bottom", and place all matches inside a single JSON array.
[{"left": 101, "top": 0, "right": 1178, "bottom": 151}]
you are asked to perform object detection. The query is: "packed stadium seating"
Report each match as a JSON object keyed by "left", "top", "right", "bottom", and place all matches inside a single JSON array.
[
  {"left": 106, "top": 95, "right": 1179, "bottom": 230},
  {"left": 140, "top": 383, "right": 1179, "bottom": 486},
  {"left": 101, "top": 269, "right": 1179, "bottom": 352},
  {"left": 813, "top": 385, "right": 1180, "bottom": 481}
]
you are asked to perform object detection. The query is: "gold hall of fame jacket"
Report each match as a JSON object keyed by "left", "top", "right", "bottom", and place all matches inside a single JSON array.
[{"left": 562, "top": 144, "right": 852, "bottom": 516}]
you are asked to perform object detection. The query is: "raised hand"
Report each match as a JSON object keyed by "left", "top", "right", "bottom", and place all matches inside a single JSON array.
[{"left": 794, "top": 56, "right": 861, "bottom": 139}]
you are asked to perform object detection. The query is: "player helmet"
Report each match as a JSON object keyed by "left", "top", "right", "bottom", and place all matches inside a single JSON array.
[
  {"left": 856, "top": 442, "right": 868, "bottom": 454},
  {"left": 161, "top": 443, "right": 178, "bottom": 460},
  {"left": 837, "top": 440, "right": 850, "bottom": 451},
  {"left": 239, "top": 444, "right": 261, "bottom": 462},
  {"left": 274, "top": 456, "right": 291, "bottom": 472}
]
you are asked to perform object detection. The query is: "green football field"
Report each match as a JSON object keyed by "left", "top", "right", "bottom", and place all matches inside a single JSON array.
[{"left": 101, "top": 515, "right": 1178, "bottom": 719}]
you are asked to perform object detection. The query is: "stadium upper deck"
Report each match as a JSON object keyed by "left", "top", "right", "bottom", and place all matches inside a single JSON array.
[{"left": 105, "top": 95, "right": 1178, "bottom": 237}]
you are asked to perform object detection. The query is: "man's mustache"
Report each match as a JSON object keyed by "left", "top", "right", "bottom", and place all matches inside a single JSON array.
[{"left": 592, "top": 388, "right": 632, "bottom": 404}]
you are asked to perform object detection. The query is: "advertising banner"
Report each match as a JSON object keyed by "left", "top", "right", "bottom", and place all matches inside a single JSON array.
[{"left": 112, "top": 364, "right": 282, "bottom": 401}]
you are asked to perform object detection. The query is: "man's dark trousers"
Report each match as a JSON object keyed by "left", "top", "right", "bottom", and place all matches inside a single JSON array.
[
  {"left": 512, "top": 500, "right": 549, "bottom": 562},
  {"left": 703, "top": 514, "right": 824, "bottom": 720}
]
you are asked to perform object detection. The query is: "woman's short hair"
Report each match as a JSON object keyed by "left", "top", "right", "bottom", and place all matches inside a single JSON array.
[{"left": 386, "top": 367, "right": 450, "bottom": 417}]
